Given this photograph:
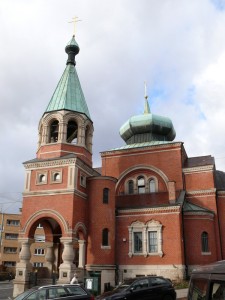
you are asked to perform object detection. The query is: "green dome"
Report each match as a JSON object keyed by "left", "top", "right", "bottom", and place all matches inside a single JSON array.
[{"left": 119, "top": 99, "right": 176, "bottom": 144}]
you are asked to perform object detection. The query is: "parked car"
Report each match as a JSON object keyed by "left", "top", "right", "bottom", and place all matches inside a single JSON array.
[
  {"left": 188, "top": 260, "right": 225, "bottom": 300},
  {"left": 96, "top": 276, "right": 176, "bottom": 300},
  {"left": 13, "top": 284, "right": 95, "bottom": 300}
]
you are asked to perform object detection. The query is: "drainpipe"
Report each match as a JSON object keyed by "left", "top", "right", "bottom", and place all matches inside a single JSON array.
[{"left": 215, "top": 189, "right": 223, "bottom": 260}]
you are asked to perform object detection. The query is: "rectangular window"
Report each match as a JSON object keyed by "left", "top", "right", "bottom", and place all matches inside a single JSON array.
[
  {"left": 103, "top": 188, "right": 109, "bottom": 204},
  {"left": 4, "top": 247, "right": 17, "bottom": 254},
  {"left": 6, "top": 220, "right": 20, "bottom": 226},
  {"left": 134, "top": 232, "right": 142, "bottom": 253},
  {"left": 148, "top": 231, "right": 158, "bottom": 253},
  {"left": 80, "top": 175, "right": 86, "bottom": 187},
  {"left": 5, "top": 233, "right": 18, "bottom": 240},
  {"left": 3, "top": 261, "right": 16, "bottom": 267},
  {"left": 34, "top": 248, "right": 45, "bottom": 255},
  {"left": 33, "top": 262, "right": 44, "bottom": 267}
]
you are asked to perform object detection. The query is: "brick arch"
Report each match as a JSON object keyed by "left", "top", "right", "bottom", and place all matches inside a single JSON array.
[
  {"left": 74, "top": 222, "right": 87, "bottom": 240},
  {"left": 115, "top": 164, "right": 169, "bottom": 194},
  {"left": 21, "top": 209, "right": 70, "bottom": 238}
]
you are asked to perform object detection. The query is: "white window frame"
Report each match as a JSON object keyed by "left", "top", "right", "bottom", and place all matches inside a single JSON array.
[
  {"left": 34, "top": 248, "right": 45, "bottom": 256},
  {"left": 33, "top": 262, "right": 44, "bottom": 267},
  {"left": 128, "top": 220, "right": 163, "bottom": 258},
  {"left": 50, "top": 169, "right": 62, "bottom": 184},
  {"left": 80, "top": 174, "right": 86, "bottom": 187},
  {"left": 36, "top": 171, "right": 48, "bottom": 185}
]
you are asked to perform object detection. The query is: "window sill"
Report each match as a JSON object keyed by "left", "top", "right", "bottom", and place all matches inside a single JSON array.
[
  {"left": 101, "top": 245, "right": 111, "bottom": 250},
  {"left": 201, "top": 252, "right": 211, "bottom": 255}
]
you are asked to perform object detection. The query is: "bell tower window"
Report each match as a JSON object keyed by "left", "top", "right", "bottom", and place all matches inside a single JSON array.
[
  {"left": 67, "top": 120, "right": 78, "bottom": 143},
  {"left": 50, "top": 120, "right": 59, "bottom": 143}
]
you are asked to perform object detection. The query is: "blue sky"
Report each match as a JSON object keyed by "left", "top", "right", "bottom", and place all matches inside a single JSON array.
[{"left": 1, "top": 0, "right": 225, "bottom": 212}]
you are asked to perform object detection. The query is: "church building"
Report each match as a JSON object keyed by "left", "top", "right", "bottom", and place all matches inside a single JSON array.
[{"left": 13, "top": 35, "right": 225, "bottom": 296}]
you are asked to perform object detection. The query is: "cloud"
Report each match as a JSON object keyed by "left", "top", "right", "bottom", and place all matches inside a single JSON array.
[{"left": 1, "top": 0, "right": 225, "bottom": 212}]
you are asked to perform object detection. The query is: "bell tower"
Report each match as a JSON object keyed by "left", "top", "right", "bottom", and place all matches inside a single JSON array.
[
  {"left": 13, "top": 36, "right": 98, "bottom": 297},
  {"left": 37, "top": 35, "right": 93, "bottom": 166}
]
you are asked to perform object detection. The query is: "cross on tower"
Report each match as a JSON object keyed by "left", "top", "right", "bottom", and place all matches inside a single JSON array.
[{"left": 68, "top": 16, "right": 82, "bottom": 36}]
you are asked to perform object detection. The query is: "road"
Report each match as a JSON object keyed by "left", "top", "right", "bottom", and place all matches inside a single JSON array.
[{"left": 0, "top": 282, "right": 13, "bottom": 300}]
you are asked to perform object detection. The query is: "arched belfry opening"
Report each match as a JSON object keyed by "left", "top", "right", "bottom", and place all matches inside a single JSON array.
[
  {"left": 67, "top": 120, "right": 78, "bottom": 143},
  {"left": 49, "top": 120, "right": 59, "bottom": 143}
]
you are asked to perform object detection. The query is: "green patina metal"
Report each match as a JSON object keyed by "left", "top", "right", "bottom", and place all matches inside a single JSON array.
[
  {"left": 45, "top": 36, "right": 91, "bottom": 120},
  {"left": 45, "top": 64, "right": 91, "bottom": 118},
  {"left": 183, "top": 201, "right": 214, "bottom": 214},
  {"left": 120, "top": 111, "right": 176, "bottom": 144}
]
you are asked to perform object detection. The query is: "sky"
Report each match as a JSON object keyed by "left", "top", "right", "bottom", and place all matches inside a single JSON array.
[{"left": 1, "top": 0, "right": 225, "bottom": 213}]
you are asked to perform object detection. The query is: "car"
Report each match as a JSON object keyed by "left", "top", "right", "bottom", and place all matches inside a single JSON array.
[
  {"left": 96, "top": 276, "right": 176, "bottom": 300},
  {"left": 13, "top": 284, "right": 95, "bottom": 300},
  {"left": 188, "top": 260, "right": 225, "bottom": 300}
]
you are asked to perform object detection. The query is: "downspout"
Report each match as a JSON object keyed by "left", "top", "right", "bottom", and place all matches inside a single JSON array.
[
  {"left": 215, "top": 189, "right": 223, "bottom": 260},
  {"left": 181, "top": 145, "right": 188, "bottom": 279}
]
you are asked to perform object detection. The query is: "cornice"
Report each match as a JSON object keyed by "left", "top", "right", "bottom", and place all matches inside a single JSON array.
[
  {"left": 23, "top": 188, "right": 87, "bottom": 199},
  {"left": 117, "top": 205, "right": 181, "bottom": 215},
  {"left": 101, "top": 142, "right": 183, "bottom": 157},
  {"left": 24, "top": 157, "right": 77, "bottom": 169},
  {"left": 183, "top": 165, "right": 214, "bottom": 174},
  {"left": 186, "top": 189, "right": 216, "bottom": 196},
  {"left": 24, "top": 156, "right": 97, "bottom": 176}
]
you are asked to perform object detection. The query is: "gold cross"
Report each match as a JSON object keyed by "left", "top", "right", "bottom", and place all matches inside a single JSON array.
[{"left": 68, "top": 17, "right": 82, "bottom": 36}]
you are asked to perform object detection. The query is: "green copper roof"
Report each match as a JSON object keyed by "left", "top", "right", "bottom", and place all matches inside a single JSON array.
[
  {"left": 45, "top": 36, "right": 91, "bottom": 120},
  {"left": 183, "top": 201, "right": 214, "bottom": 214},
  {"left": 119, "top": 96, "right": 175, "bottom": 144}
]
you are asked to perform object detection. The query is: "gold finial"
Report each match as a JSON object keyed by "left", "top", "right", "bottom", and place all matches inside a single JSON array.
[{"left": 68, "top": 16, "right": 82, "bottom": 36}]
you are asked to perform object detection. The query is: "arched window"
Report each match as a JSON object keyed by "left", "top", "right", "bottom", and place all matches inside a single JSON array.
[
  {"left": 128, "top": 180, "right": 134, "bottom": 194},
  {"left": 49, "top": 120, "right": 59, "bottom": 143},
  {"left": 149, "top": 179, "right": 156, "bottom": 193},
  {"left": 53, "top": 173, "right": 60, "bottom": 181},
  {"left": 39, "top": 174, "right": 46, "bottom": 183},
  {"left": 137, "top": 176, "right": 145, "bottom": 194},
  {"left": 201, "top": 231, "right": 209, "bottom": 252},
  {"left": 102, "top": 228, "right": 109, "bottom": 246},
  {"left": 67, "top": 120, "right": 78, "bottom": 143},
  {"left": 103, "top": 188, "right": 109, "bottom": 204}
]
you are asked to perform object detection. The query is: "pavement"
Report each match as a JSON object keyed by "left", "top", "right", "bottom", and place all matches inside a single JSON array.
[{"left": 176, "top": 288, "right": 188, "bottom": 299}]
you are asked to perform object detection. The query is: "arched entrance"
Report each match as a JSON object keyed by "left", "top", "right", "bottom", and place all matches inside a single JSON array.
[{"left": 13, "top": 211, "right": 86, "bottom": 297}]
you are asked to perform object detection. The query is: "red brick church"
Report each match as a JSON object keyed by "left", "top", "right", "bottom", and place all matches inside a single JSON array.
[{"left": 13, "top": 35, "right": 225, "bottom": 296}]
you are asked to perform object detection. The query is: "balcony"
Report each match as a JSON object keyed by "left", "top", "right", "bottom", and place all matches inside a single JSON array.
[{"left": 116, "top": 191, "right": 171, "bottom": 209}]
